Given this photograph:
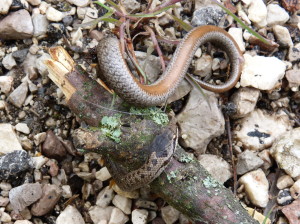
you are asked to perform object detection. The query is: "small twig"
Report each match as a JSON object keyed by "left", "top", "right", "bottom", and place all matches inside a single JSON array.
[
  {"left": 225, "top": 114, "right": 237, "bottom": 195},
  {"left": 144, "top": 25, "right": 166, "bottom": 71},
  {"left": 119, "top": 22, "right": 126, "bottom": 53}
]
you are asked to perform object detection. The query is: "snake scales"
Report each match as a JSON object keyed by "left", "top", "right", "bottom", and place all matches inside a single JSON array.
[{"left": 97, "top": 25, "right": 243, "bottom": 191}]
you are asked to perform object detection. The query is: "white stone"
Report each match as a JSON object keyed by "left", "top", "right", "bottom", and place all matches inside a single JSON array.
[
  {"left": 228, "top": 27, "right": 245, "bottom": 52},
  {"left": 39, "top": 1, "right": 50, "bottom": 14},
  {"left": 290, "top": 179, "right": 300, "bottom": 199},
  {"left": 96, "top": 186, "right": 115, "bottom": 208},
  {"left": 194, "top": 54, "right": 212, "bottom": 77},
  {"left": 95, "top": 167, "right": 112, "bottom": 181},
  {"left": 71, "top": 28, "right": 83, "bottom": 45},
  {"left": 32, "top": 14, "right": 49, "bottom": 37},
  {"left": 33, "top": 132, "right": 47, "bottom": 146},
  {"left": 0, "top": 182, "right": 12, "bottom": 191},
  {"left": 62, "top": 185, "right": 72, "bottom": 198},
  {"left": 0, "top": 124, "right": 22, "bottom": 154},
  {"left": 177, "top": 89, "right": 225, "bottom": 154},
  {"left": 286, "top": 69, "right": 300, "bottom": 91},
  {"left": 235, "top": 109, "right": 292, "bottom": 151},
  {"left": 112, "top": 195, "right": 132, "bottom": 215},
  {"left": 273, "top": 25, "right": 293, "bottom": 47},
  {"left": 132, "top": 209, "right": 148, "bottom": 224},
  {"left": 0, "top": 76, "right": 14, "bottom": 94},
  {"left": 76, "top": 7, "right": 87, "bottom": 19},
  {"left": 247, "top": 0, "right": 267, "bottom": 27},
  {"left": 161, "top": 206, "right": 180, "bottom": 224},
  {"left": 239, "top": 169, "right": 269, "bottom": 207},
  {"left": 276, "top": 175, "right": 294, "bottom": 190},
  {"left": 198, "top": 154, "right": 232, "bottom": 184},
  {"left": 32, "top": 156, "right": 48, "bottom": 169},
  {"left": 266, "top": 4, "right": 289, "bottom": 26},
  {"left": 230, "top": 87, "right": 260, "bottom": 119},
  {"left": 2, "top": 53, "right": 17, "bottom": 70},
  {"left": 109, "top": 207, "right": 129, "bottom": 224},
  {"left": 66, "top": 0, "right": 89, "bottom": 7},
  {"left": 14, "top": 221, "right": 33, "bottom": 224},
  {"left": 0, "top": 211, "right": 11, "bottom": 222},
  {"left": 270, "top": 127, "right": 300, "bottom": 178},
  {"left": 46, "top": 7, "right": 64, "bottom": 22},
  {"left": 15, "top": 123, "right": 30, "bottom": 134},
  {"left": 240, "top": 54, "right": 286, "bottom": 90},
  {"left": 89, "top": 206, "right": 114, "bottom": 223},
  {"left": 0, "top": 0, "right": 12, "bottom": 14},
  {"left": 56, "top": 205, "right": 85, "bottom": 224}
]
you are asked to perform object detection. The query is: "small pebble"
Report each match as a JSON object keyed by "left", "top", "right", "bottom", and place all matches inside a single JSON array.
[
  {"left": 273, "top": 25, "right": 293, "bottom": 47},
  {"left": 236, "top": 150, "right": 264, "bottom": 175},
  {"left": 0, "top": 0, "right": 12, "bottom": 14},
  {"left": 277, "top": 189, "right": 293, "bottom": 205},
  {"left": 95, "top": 167, "right": 112, "bottom": 181},
  {"left": 112, "top": 194, "right": 132, "bottom": 215},
  {"left": 239, "top": 169, "right": 269, "bottom": 207},
  {"left": 109, "top": 207, "right": 129, "bottom": 224},
  {"left": 161, "top": 206, "right": 180, "bottom": 224},
  {"left": 266, "top": 4, "right": 289, "bottom": 26},
  {"left": 290, "top": 179, "right": 300, "bottom": 199},
  {"left": 56, "top": 205, "right": 85, "bottom": 224},
  {"left": 96, "top": 186, "right": 115, "bottom": 208},
  {"left": 15, "top": 123, "right": 30, "bottom": 134},
  {"left": 132, "top": 209, "right": 148, "bottom": 224},
  {"left": 276, "top": 175, "right": 294, "bottom": 190},
  {"left": 46, "top": 7, "right": 64, "bottom": 22},
  {"left": 9, "top": 183, "right": 42, "bottom": 212}
]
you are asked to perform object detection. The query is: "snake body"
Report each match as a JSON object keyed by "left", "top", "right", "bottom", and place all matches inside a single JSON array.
[
  {"left": 97, "top": 25, "right": 243, "bottom": 190},
  {"left": 104, "top": 125, "right": 178, "bottom": 191},
  {"left": 97, "top": 25, "right": 243, "bottom": 106}
]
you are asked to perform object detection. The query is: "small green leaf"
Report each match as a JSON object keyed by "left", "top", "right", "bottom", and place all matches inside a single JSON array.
[
  {"left": 93, "top": 1, "right": 114, "bottom": 12},
  {"left": 105, "top": 0, "right": 122, "bottom": 12},
  {"left": 170, "top": 14, "right": 193, "bottom": 32}
]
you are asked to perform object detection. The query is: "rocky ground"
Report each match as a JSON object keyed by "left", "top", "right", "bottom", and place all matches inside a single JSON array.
[{"left": 0, "top": 0, "right": 300, "bottom": 223}]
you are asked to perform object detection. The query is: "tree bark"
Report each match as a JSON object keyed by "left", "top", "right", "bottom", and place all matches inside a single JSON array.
[{"left": 45, "top": 47, "right": 259, "bottom": 224}]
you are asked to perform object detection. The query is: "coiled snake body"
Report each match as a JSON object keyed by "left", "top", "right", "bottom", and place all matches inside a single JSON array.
[{"left": 97, "top": 25, "right": 243, "bottom": 190}]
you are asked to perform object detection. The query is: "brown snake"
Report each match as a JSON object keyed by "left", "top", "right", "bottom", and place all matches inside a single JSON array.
[
  {"left": 97, "top": 25, "right": 244, "bottom": 107},
  {"left": 97, "top": 25, "right": 243, "bottom": 191}
]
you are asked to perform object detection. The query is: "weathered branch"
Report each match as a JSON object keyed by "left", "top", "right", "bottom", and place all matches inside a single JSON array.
[{"left": 45, "top": 47, "right": 258, "bottom": 224}]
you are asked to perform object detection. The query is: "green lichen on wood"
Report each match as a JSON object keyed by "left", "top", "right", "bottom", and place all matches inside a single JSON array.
[
  {"left": 100, "top": 114, "right": 122, "bottom": 143},
  {"left": 129, "top": 106, "right": 169, "bottom": 125}
]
